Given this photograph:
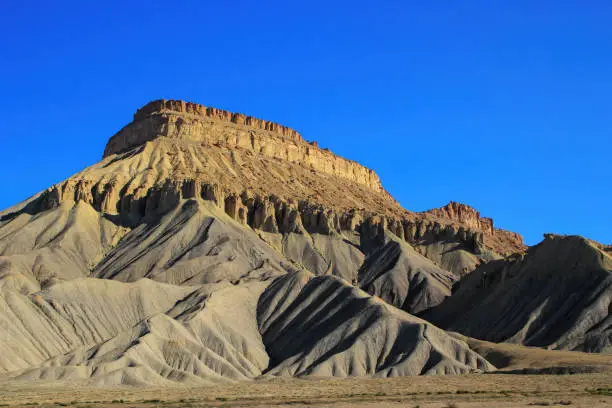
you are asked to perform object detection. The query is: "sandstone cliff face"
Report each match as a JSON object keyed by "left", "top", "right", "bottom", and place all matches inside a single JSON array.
[
  {"left": 133, "top": 100, "right": 303, "bottom": 141},
  {"left": 423, "top": 202, "right": 524, "bottom": 255},
  {"left": 104, "top": 99, "right": 383, "bottom": 193},
  {"left": 425, "top": 202, "right": 494, "bottom": 235}
]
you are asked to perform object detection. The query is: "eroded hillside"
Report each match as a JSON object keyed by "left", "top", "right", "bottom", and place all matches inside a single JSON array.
[{"left": 3, "top": 99, "right": 606, "bottom": 386}]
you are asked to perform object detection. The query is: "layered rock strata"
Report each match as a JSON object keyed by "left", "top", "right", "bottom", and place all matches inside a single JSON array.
[
  {"left": 3, "top": 100, "right": 525, "bottom": 270},
  {"left": 18, "top": 100, "right": 522, "bottom": 257},
  {"left": 29, "top": 177, "right": 494, "bottom": 257},
  {"left": 104, "top": 99, "right": 384, "bottom": 193},
  {"left": 425, "top": 201, "right": 494, "bottom": 235}
]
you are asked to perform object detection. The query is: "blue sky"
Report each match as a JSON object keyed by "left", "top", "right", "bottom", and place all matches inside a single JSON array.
[{"left": 1, "top": 1, "right": 610, "bottom": 245}]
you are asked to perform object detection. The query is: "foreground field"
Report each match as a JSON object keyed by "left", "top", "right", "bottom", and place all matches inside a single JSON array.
[{"left": 0, "top": 373, "right": 611, "bottom": 407}]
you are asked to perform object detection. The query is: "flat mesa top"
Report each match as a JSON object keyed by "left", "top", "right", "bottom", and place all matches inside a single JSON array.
[
  {"left": 133, "top": 99, "right": 303, "bottom": 142},
  {"left": 103, "top": 99, "right": 385, "bottom": 195}
]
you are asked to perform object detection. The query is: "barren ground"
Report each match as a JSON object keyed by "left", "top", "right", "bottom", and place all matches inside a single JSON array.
[{"left": 0, "top": 373, "right": 611, "bottom": 408}]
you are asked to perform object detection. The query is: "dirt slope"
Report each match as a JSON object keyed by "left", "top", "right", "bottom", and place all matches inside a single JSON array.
[{"left": 425, "top": 234, "right": 612, "bottom": 353}]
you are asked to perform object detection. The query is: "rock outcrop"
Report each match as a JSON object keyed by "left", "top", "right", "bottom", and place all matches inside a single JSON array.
[
  {"left": 30, "top": 178, "right": 491, "bottom": 254},
  {"left": 424, "top": 201, "right": 495, "bottom": 235},
  {"left": 423, "top": 201, "right": 525, "bottom": 257},
  {"left": 104, "top": 99, "right": 384, "bottom": 193}
]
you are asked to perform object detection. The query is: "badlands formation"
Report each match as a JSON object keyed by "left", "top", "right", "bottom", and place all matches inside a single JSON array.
[{"left": 0, "top": 100, "right": 609, "bottom": 386}]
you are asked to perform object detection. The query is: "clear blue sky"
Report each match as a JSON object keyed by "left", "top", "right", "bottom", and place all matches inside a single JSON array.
[{"left": 1, "top": 1, "right": 610, "bottom": 245}]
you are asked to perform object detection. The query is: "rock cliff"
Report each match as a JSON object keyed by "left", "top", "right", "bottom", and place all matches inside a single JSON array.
[
  {"left": 61, "top": 100, "right": 523, "bottom": 258},
  {"left": 104, "top": 99, "right": 384, "bottom": 193},
  {"left": 424, "top": 202, "right": 494, "bottom": 235}
]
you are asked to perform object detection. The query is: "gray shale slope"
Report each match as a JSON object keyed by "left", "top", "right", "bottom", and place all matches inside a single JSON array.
[{"left": 425, "top": 234, "right": 612, "bottom": 353}]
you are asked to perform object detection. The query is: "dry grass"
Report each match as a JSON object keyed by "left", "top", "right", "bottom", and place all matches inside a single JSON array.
[{"left": 0, "top": 373, "right": 611, "bottom": 407}]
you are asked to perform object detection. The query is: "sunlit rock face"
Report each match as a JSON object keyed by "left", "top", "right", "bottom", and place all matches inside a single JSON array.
[{"left": 103, "top": 99, "right": 384, "bottom": 193}]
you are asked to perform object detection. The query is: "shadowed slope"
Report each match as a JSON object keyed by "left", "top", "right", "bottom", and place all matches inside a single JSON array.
[
  {"left": 359, "top": 235, "right": 455, "bottom": 315},
  {"left": 257, "top": 271, "right": 493, "bottom": 377},
  {"left": 425, "top": 235, "right": 612, "bottom": 353}
]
